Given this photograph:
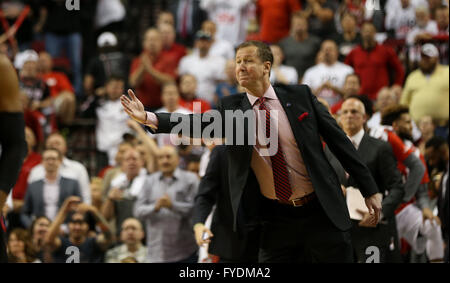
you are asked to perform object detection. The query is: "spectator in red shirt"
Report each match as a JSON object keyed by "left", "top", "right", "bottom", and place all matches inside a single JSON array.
[
  {"left": 178, "top": 74, "right": 211, "bottom": 113},
  {"left": 158, "top": 23, "right": 187, "bottom": 66},
  {"left": 129, "top": 28, "right": 177, "bottom": 110},
  {"left": 38, "top": 52, "right": 76, "bottom": 125},
  {"left": 345, "top": 21, "right": 405, "bottom": 101},
  {"left": 256, "top": 0, "right": 301, "bottom": 43}
]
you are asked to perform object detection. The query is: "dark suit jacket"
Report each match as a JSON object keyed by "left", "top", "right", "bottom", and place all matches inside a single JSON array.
[
  {"left": 169, "top": 0, "right": 207, "bottom": 47},
  {"left": 343, "top": 133, "right": 405, "bottom": 262},
  {"left": 346, "top": 134, "right": 405, "bottom": 219},
  {"left": 150, "top": 84, "right": 379, "bottom": 231},
  {"left": 438, "top": 169, "right": 449, "bottom": 242},
  {"left": 193, "top": 145, "right": 260, "bottom": 261},
  {"left": 22, "top": 177, "right": 82, "bottom": 227}
]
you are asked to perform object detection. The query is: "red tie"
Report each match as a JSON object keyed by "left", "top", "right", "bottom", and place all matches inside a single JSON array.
[{"left": 257, "top": 97, "right": 292, "bottom": 201}]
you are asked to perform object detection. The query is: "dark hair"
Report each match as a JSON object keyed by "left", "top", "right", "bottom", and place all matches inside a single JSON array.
[
  {"left": 345, "top": 73, "right": 361, "bottom": 84},
  {"left": 43, "top": 147, "right": 63, "bottom": 160},
  {"left": 291, "top": 11, "right": 307, "bottom": 22},
  {"left": 381, "top": 105, "right": 410, "bottom": 126},
  {"left": 30, "top": 216, "right": 51, "bottom": 236},
  {"left": 106, "top": 74, "right": 125, "bottom": 84},
  {"left": 425, "top": 136, "right": 448, "bottom": 150},
  {"left": 8, "top": 228, "right": 38, "bottom": 263},
  {"left": 236, "top": 40, "right": 274, "bottom": 67}
]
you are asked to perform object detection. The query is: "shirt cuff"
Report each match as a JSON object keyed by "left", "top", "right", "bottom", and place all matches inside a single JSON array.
[{"left": 145, "top": 111, "right": 158, "bottom": 129}]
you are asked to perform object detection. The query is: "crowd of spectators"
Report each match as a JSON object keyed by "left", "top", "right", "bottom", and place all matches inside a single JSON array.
[{"left": 0, "top": 0, "right": 448, "bottom": 263}]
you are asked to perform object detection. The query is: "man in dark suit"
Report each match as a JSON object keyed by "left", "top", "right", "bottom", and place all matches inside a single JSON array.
[
  {"left": 425, "top": 136, "right": 449, "bottom": 262},
  {"left": 22, "top": 148, "right": 82, "bottom": 228},
  {"left": 168, "top": 0, "right": 207, "bottom": 48},
  {"left": 340, "top": 97, "right": 405, "bottom": 262},
  {"left": 121, "top": 40, "right": 382, "bottom": 262},
  {"left": 193, "top": 145, "right": 260, "bottom": 263}
]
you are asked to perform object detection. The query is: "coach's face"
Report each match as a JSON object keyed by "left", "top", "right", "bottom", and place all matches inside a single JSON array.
[{"left": 235, "top": 46, "right": 270, "bottom": 90}]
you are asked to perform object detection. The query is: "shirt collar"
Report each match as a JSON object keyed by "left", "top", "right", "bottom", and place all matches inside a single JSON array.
[
  {"left": 44, "top": 174, "right": 61, "bottom": 185},
  {"left": 349, "top": 128, "right": 365, "bottom": 149},
  {"left": 246, "top": 84, "right": 278, "bottom": 107},
  {"left": 158, "top": 168, "right": 181, "bottom": 181}
]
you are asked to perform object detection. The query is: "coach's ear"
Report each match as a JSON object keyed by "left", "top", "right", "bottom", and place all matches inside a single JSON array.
[{"left": 263, "top": 61, "right": 271, "bottom": 76}]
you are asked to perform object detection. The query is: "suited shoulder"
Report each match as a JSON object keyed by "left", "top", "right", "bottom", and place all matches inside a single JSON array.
[
  {"left": 60, "top": 176, "right": 79, "bottom": 185},
  {"left": 219, "top": 92, "right": 247, "bottom": 107},
  {"left": 273, "top": 83, "right": 312, "bottom": 97},
  {"left": 364, "top": 134, "right": 391, "bottom": 150}
]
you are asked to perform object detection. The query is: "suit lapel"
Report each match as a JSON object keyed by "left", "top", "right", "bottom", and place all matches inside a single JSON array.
[
  {"left": 36, "top": 180, "right": 44, "bottom": 216},
  {"left": 58, "top": 178, "right": 66, "bottom": 208},
  {"left": 356, "top": 133, "right": 370, "bottom": 161}
]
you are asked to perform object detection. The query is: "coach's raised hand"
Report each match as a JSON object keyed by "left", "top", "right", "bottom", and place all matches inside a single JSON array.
[{"left": 121, "top": 89, "right": 147, "bottom": 124}]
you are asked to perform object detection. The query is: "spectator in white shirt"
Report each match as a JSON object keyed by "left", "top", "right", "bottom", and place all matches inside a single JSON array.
[
  {"left": 200, "top": 0, "right": 254, "bottom": 46},
  {"left": 28, "top": 133, "right": 91, "bottom": 204},
  {"left": 407, "top": 6, "right": 439, "bottom": 62},
  {"left": 385, "top": 0, "right": 417, "bottom": 39},
  {"left": 302, "top": 40, "right": 354, "bottom": 107},
  {"left": 22, "top": 148, "right": 82, "bottom": 227},
  {"left": 269, "top": 44, "right": 299, "bottom": 85},
  {"left": 178, "top": 30, "right": 226, "bottom": 104},
  {"left": 101, "top": 148, "right": 147, "bottom": 235},
  {"left": 104, "top": 217, "right": 148, "bottom": 263},
  {"left": 201, "top": 20, "right": 235, "bottom": 60},
  {"left": 96, "top": 76, "right": 132, "bottom": 166}
]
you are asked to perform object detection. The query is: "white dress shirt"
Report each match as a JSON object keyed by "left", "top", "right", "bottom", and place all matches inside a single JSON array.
[{"left": 28, "top": 157, "right": 91, "bottom": 204}]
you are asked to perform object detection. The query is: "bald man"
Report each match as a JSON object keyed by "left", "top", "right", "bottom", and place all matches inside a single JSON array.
[
  {"left": 0, "top": 54, "right": 27, "bottom": 262},
  {"left": 105, "top": 217, "right": 148, "bottom": 263},
  {"left": 134, "top": 146, "right": 199, "bottom": 263},
  {"left": 338, "top": 97, "right": 404, "bottom": 262}
]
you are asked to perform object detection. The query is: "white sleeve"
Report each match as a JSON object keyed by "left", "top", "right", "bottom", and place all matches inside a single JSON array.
[
  {"left": 301, "top": 68, "right": 313, "bottom": 86},
  {"left": 77, "top": 163, "right": 92, "bottom": 204},
  {"left": 178, "top": 57, "right": 189, "bottom": 75},
  {"left": 200, "top": 0, "right": 215, "bottom": 11},
  {"left": 27, "top": 165, "right": 44, "bottom": 184},
  {"left": 286, "top": 67, "right": 299, "bottom": 85}
]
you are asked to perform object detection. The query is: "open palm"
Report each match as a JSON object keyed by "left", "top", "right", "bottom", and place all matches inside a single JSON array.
[{"left": 121, "top": 89, "right": 147, "bottom": 124}]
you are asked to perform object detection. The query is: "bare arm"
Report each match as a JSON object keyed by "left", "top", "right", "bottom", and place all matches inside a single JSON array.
[
  {"left": 44, "top": 196, "right": 81, "bottom": 250},
  {"left": 129, "top": 63, "right": 146, "bottom": 88}
]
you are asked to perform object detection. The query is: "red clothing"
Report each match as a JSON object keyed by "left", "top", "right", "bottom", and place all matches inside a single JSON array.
[
  {"left": 256, "top": 0, "right": 301, "bottom": 43},
  {"left": 344, "top": 44, "right": 404, "bottom": 100},
  {"left": 179, "top": 98, "right": 211, "bottom": 113},
  {"left": 129, "top": 52, "right": 178, "bottom": 109},
  {"left": 397, "top": 140, "right": 430, "bottom": 185},
  {"left": 12, "top": 152, "right": 42, "bottom": 200},
  {"left": 164, "top": 43, "right": 187, "bottom": 66},
  {"left": 41, "top": 71, "right": 74, "bottom": 97},
  {"left": 97, "top": 165, "right": 113, "bottom": 178},
  {"left": 331, "top": 100, "right": 344, "bottom": 114},
  {"left": 24, "top": 110, "right": 45, "bottom": 144}
]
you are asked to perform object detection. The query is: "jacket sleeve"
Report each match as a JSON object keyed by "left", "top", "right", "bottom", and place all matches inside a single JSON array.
[
  {"left": 377, "top": 142, "right": 405, "bottom": 218},
  {"left": 145, "top": 101, "right": 226, "bottom": 139},
  {"left": 308, "top": 86, "right": 379, "bottom": 198},
  {"left": 192, "top": 147, "right": 222, "bottom": 224}
]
